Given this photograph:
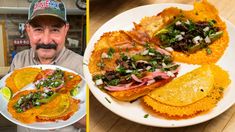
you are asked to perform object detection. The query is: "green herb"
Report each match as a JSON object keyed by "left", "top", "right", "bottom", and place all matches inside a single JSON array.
[
  {"left": 70, "top": 88, "right": 79, "bottom": 96},
  {"left": 37, "top": 93, "right": 58, "bottom": 103},
  {"left": 108, "top": 79, "right": 120, "bottom": 86},
  {"left": 131, "top": 62, "right": 136, "bottom": 69},
  {"left": 107, "top": 47, "right": 115, "bottom": 58},
  {"left": 16, "top": 108, "right": 23, "bottom": 113},
  {"left": 116, "top": 66, "right": 126, "bottom": 74},
  {"left": 36, "top": 83, "right": 41, "bottom": 89},
  {"left": 206, "top": 47, "right": 212, "bottom": 55},
  {"left": 93, "top": 74, "right": 104, "bottom": 80},
  {"left": 209, "top": 31, "right": 223, "bottom": 41},
  {"left": 150, "top": 60, "right": 157, "bottom": 66},
  {"left": 144, "top": 114, "right": 149, "bottom": 118},
  {"left": 132, "top": 70, "right": 142, "bottom": 78},
  {"left": 105, "top": 97, "right": 111, "bottom": 104},
  {"left": 132, "top": 54, "right": 152, "bottom": 61},
  {"left": 209, "top": 19, "right": 216, "bottom": 26},
  {"left": 120, "top": 53, "right": 128, "bottom": 61}
]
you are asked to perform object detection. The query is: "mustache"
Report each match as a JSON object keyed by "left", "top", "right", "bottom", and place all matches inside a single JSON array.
[{"left": 36, "top": 43, "right": 58, "bottom": 50}]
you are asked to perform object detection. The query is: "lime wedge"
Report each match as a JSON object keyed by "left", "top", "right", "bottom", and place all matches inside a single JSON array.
[
  {"left": 0, "top": 86, "right": 12, "bottom": 100},
  {"left": 70, "top": 87, "right": 79, "bottom": 96}
]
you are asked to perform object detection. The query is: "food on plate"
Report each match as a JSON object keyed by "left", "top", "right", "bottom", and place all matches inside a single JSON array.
[
  {"left": 3, "top": 66, "right": 82, "bottom": 124},
  {"left": 0, "top": 86, "right": 12, "bottom": 100},
  {"left": 8, "top": 90, "right": 80, "bottom": 123},
  {"left": 89, "top": 31, "right": 180, "bottom": 101},
  {"left": 34, "top": 68, "right": 82, "bottom": 93},
  {"left": 6, "top": 67, "right": 42, "bottom": 94},
  {"left": 143, "top": 64, "right": 230, "bottom": 118},
  {"left": 136, "top": 0, "right": 228, "bottom": 64}
]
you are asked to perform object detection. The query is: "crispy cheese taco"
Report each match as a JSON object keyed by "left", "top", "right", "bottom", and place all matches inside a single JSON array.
[
  {"left": 6, "top": 67, "right": 42, "bottom": 94},
  {"left": 134, "top": 0, "right": 229, "bottom": 64},
  {"left": 34, "top": 68, "right": 82, "bottom": 93},
  {"left": 89, "top": 31, "right": 180, "bottom": 101},
  {"left": 7, "top": 89, "right": 79, "bottom": 124},
  {"left": 143, "top": 64, "right": 230, "bottom": 119}
]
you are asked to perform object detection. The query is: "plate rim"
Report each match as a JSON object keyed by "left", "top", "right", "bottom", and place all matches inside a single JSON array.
[
  {"left": 0, "top": 64, "right": 86, "bottom": 130},
  {"left": 83, "top": 3, "right": 235, "bottom": 127}
]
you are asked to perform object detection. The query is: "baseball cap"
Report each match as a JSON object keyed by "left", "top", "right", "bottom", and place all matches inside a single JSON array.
[{"left": 28, "top": 0, "right": 67, "bottom": 23}]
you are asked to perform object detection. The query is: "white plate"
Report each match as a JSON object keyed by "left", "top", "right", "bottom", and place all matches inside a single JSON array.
[
  {"left": 83, "top": 3, "right": 235, "bottom": 127},
  {"left": 0, "top": 65, "right": 86, "bottom": 130}
]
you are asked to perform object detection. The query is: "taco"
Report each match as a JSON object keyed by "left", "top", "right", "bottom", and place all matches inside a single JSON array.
[
  {"left": 6, "top": 67, "right": 42, "bottom": 94},
  {"left": 143, "top": 64, "right": 230, "bottom": 119},
  {"left": 135, "top": 0, "right": 229, "bottom": 64},
  {"left": 34, "top": 68, "right": 82, "bottom": 93},
  {"left": 89, "top": 31, "right": 180, "bottom": 101},
  {"left": 7, "top": 89, "right": 79, "bottom": 123}
]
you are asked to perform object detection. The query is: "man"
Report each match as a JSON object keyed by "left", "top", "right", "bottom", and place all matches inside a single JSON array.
[{"left": 9, "top": 0, "right": 86, "bottom": 131}]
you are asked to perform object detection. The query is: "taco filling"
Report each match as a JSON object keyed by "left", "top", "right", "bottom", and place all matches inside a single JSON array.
[
  {"left": 155, "top": 15, "right": 223, "bottom": 55},
  {"left": 92, "top": 45, "right": 180, "bottom": 92},
  {"left": 13, "top": 90, "right": 57, "bottom": 113},
  {"left": 34, "top": 68, "right": 65, "bottom": 90}
]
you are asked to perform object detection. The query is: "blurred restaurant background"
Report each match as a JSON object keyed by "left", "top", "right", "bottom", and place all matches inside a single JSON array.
[{"left": 0, "top": 0, "right": 86, "bottom": 131}]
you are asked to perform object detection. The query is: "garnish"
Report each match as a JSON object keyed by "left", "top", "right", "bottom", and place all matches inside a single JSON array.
[
  {"left": 92, "top": 46, "right": 180, "bottom": 91},
  {"left": 13, "top": 90, "right": 57, "bottom": 113},
  {"left": 35, "top": 68, "right": 64, "bottom": 90},
  {"left": 155, "top": 15, "right": 223, "bottom": 54},
  {"left": 107, "top": 47, "right": 115, "bottom": 59},
  {"left": 144, "top": 114, "right": 149, "bottom": 118}
]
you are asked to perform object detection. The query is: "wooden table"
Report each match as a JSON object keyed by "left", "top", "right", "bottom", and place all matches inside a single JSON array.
[{"left": 89, "top": 0, "right": 235, "bottom": 131}]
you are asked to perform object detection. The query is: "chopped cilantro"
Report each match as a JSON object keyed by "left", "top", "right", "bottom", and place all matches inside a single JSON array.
[
  {"left": 116, "top": 66, "right": 126, "bottom": 74},
  {"left": 206, "top": 48, "right": 212, "bottom": 55},
  {"left": 108, "top": 79, "right": 120, "bottom": 86},
  {"left": 144, "top": 114, "right": 149, "bottom": 118},
  {"left": 107, "top": 48, "right": 115, "bottom": 58}
]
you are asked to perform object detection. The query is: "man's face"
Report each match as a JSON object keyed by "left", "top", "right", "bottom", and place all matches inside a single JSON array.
[{"left": 26, "top": 16, "right": 69, "bottom": 62}]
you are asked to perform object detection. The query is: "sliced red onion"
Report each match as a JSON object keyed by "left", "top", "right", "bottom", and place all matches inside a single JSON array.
[
  {"left": 147, "top": 79, "right": 155, "bottom": 85},
  {"left": 104, "top": 81, "right": 146, "bottom": 91},
  {"left": 131, "top": 74, "right": 142, "bottom": 82},
  {"left": 156, "top": 47, "right": 171, "bottom": 55}
]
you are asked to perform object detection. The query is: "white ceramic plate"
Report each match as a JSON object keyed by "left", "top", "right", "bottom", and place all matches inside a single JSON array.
[
  {"left": 83, "top": 3, "right": 235, "bottom": 127},
  {"left": 0, "top": 65, "right": 86, "bottom": 130}
]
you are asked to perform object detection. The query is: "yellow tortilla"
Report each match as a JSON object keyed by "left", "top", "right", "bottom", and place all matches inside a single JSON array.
[
  {"left": 138, "top": 0, "right": 229, "bottom": 64},
  {"left": 148, "top": 65, "right": 214, "bottom": 106},
  {"left": 143, "top": 64, "right": 230, "bottom": 118},
  {"left": 8, "top": 90, "right": 79, "bottom": 124},
  {"left": 6, "top": 67, "right": 42, "bottom": 94}
]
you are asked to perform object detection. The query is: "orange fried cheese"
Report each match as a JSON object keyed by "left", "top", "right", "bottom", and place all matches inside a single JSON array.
[
  {"left": 6, "top": 67, "right": 42, "bottom": 94},
  {"left": 8, "top": 90, "right": 79, "bottom": 124},
  {"left": 143, "top": 64, "right": 230, "bottom": 118},
  {"left": 89, "top": 31, "right": 178, "bottom": 102},
  {"left": 137, "top": 0, "right": 229, "bottom": 64}
]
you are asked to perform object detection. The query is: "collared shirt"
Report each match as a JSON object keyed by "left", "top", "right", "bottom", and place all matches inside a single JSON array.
[{"left": 9, "top": 47, "right": 83, "bottom": 75}]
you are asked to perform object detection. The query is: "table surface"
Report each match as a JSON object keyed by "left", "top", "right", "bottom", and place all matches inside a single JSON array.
[{"left": 89, "top": 0, "right": 235, "bottom": 131}]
